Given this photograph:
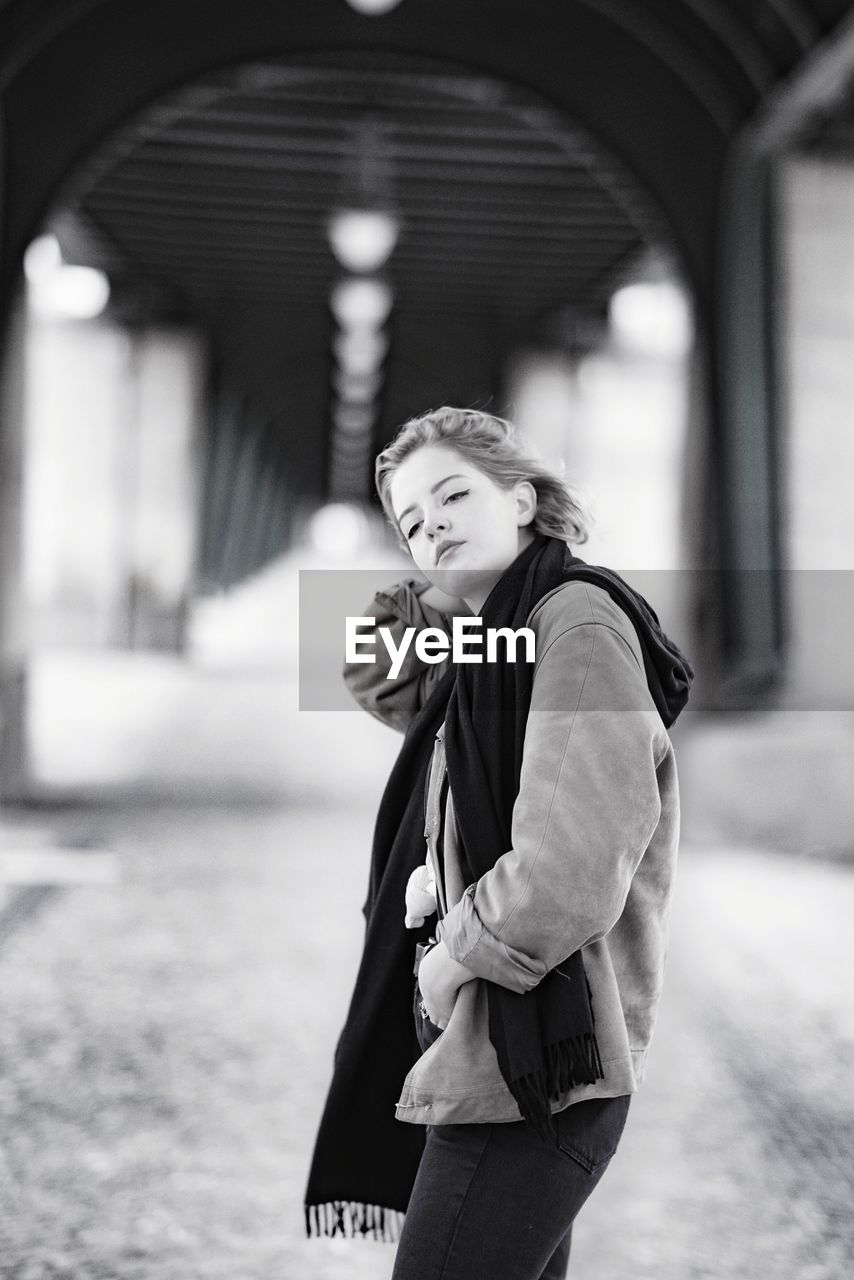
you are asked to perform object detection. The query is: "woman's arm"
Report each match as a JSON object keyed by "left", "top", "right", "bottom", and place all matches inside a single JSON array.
[
  {"left": 343, "top": 580, "right": 469, "bottom": 733},
  {"left": 436, "top": 586, "right": 671, "bottom": 992}
]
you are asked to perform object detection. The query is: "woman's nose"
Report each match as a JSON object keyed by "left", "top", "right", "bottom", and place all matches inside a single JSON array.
[{"left": 424, "top": 510, "right": 449, "bottom": 538}]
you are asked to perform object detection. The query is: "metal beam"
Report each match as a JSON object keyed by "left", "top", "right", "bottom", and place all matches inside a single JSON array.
[
  {"left": 136, "top": 125, "right": 570, "bottom": 170},
  {"left": 84, "top": 221, "right": 635, "bottom": 261},
  {"left": 717, "top": 144, "right": 782, "bottom": 693},
  {"left": 749, "top": 5, "right": 854, "bottom": 153},
  {"left": 181, "top": 107, "right": 567, "bottom": 144},
  {"left": 84, "top": 176, "right": 627, "bottom": 221},
  {"left": 715, "top": 6, "right": 854, "bottom": 695},
  {"left": 122, "top": 143, "right": 634, "bottom": 190},
  {"left": 84, "top": 195, "right": 632, "bottom": 235}
]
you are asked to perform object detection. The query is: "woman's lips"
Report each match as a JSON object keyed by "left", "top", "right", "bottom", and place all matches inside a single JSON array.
[{"left": 436, "top": 541, "right": 463, "bottom": 564}]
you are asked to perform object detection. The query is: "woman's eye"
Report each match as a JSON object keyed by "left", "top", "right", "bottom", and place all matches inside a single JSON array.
[
  {"left": 405, "top": 520, "right": 422, "bottom": 540},
  {"left": 443, "top": 489, "right": 469, "bottom": 504}
]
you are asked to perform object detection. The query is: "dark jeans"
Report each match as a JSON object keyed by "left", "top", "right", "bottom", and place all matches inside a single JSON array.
[{"left": 400, "top": 978, "right": 631, "bottom": 1280}]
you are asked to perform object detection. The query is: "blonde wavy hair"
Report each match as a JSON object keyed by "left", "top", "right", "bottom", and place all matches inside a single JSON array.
[{"left": 375, "top": 406, "right": 589, "bottom": 548}]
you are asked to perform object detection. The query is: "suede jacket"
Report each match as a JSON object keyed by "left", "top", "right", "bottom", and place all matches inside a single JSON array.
[{"left": 343, "top": 577, "right": 681, "bottom": 1125}]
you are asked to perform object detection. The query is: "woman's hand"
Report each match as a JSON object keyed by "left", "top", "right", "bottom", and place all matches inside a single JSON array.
[{"left": 417, "top": 940, "right": 475, "bottom": 1029}]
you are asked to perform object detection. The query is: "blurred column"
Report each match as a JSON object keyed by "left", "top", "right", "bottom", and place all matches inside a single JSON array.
[
  {"left": 25, "top": 318, "right": 135, "bottom": 645},
  {"left": 23, "top": 317, "right": 206, "bottom": 651},
  {"left": 779, "top": 154, "right": 854, "bottom": 709},
  {"left": 0, "top": 289, "right": 29, "bottom": 799},
  {"left": 503, "top": 294, "right": 691, "bottom": 639},
  {"left": 504, "top": 348, "right": 579, "bottom": 471},
  {"left": 122, "top": 327, "right": 207, "bottom": 650}
]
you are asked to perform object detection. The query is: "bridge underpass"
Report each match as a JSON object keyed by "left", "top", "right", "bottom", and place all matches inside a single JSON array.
[{"left": 1, "top": 3, "right": 854, "bottom": 1276}]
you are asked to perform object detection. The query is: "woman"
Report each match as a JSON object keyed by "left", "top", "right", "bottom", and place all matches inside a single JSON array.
[{"left": 305, "top": 407, "right": 692, "bottom": 1279}]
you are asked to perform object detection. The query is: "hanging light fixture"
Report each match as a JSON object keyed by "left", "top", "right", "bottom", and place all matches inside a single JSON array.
[
  {"left": 608, "top": 281, "right": 692, "bottom": 359},
  {"left": 24, "top": 232, "right": 110, "bottom": 320},
  {"left": 333, "top": 403, "right": 376, "bottom": 434},
  {"left": 308, "top": 502, "right": 371, "bottom": 558},
  {"left": 328, "top": 208, "right": 400, "bottom": 274},
  {"left": 333, "top": 328, "right": 389, "bottom": 376},
  {"left": 24, "top": 233, "right": 62, "bottom": 281},
  {"left": 326, "top": 115, "right": 399, "bottom": 503},
  {"left": 344, "top": 0, "right": 404, "bottom": 16},
  {"left": 327, "top": 116, "right": 400, "bottom": 272},
  {"left": 330, "top": 276, "right": 394, "bottom": 329},
  {"left": 333, "top": 369, "right": 384, "bottom": 404}
]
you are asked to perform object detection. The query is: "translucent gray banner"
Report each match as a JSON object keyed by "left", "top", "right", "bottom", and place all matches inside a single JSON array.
[{"left": 298, "top": 568, "right": 854, "bottom": 712}]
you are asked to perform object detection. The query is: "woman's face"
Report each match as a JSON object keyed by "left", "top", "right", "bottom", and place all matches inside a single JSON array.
[{"left": 388, "top": 443, "right": 536, "bottom": 608}]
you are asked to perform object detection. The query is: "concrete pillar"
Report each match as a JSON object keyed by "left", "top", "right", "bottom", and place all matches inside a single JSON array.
[
  {"left": 0, "top": 289, "right": 30, "bottom": 800},
  {"left": 123, "top": 326, "right": 207, "bottom": 650},
  {"left": 778, "top": 154, "right": 854, "bottom": 710},
  {"left": 23, "top": 320, "right": 207, "bottom": 651}
]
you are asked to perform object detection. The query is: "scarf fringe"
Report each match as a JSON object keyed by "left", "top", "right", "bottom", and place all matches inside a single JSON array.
[
  {"left": 304, "top": 1200, "right": 405, "bottom": 1242},
  {"left": 509, "top": 1033, "right": 605, "bottom": 1143}
]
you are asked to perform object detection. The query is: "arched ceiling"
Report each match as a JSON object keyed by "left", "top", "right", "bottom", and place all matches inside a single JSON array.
[
  {"left": 52, "top": 54, "right": 661, "bottom": 326},
  {"left": 2, "top": 0, "right": 849, "bottom": 316},
  {"left": 1, "top": 0, "right": 852, "bottom": 526}
]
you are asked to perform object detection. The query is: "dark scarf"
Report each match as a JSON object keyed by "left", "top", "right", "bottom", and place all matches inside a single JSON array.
[{"left": 305, "top": 536, "right": 693, "bottom": 1240}]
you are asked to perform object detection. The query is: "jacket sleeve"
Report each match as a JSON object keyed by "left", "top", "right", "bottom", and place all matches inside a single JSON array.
[
  {"left": 436, "top": 593, "right": 669, "bottom": 993},
  {"left": 343, "top": 578, "right": 454, "bottom": 734}
]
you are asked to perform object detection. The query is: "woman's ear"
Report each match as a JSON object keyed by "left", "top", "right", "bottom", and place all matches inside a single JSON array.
[{"left": 514, "top": 480, "right": 538, "bottom": 527}]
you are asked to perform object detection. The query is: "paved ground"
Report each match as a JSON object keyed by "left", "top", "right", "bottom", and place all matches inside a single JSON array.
[{"left": 0, "top": 648, "right": 852, "bottom": 1280}]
